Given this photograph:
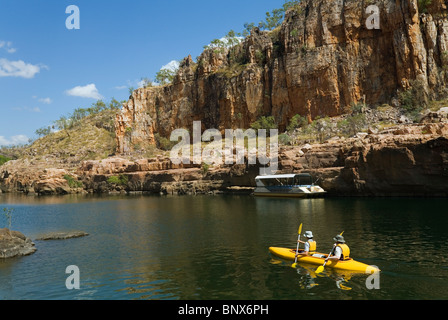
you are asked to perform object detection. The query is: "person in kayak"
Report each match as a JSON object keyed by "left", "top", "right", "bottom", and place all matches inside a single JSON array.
[
  {"left": 296, "top": 231, "right": 317, "bottom": 256},
  {"left": 327, "top": 234, "right": 351, "bottom": 261}
]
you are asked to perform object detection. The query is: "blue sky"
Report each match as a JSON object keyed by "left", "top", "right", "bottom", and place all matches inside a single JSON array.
[{"left": 0, "top": 0, "right": 288, "bottom": 147}]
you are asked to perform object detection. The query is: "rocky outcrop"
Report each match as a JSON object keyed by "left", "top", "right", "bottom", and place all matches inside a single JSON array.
[
  {"left": 1, "top": 121, "right": 447, "bottom": 197},
  {"left": 0, "top": 163, "right": 84, "bottom": 195},
  {"left": 74, "top": 121, "right": 448, "bottom": 197},
  {"left": 36, "top": 231, "right": 89, "bottom": 241},
  {"left": 0, "top": 228, "right": 36, "bottom": 259},
  {"left": 283, "top": 123, "right": 448, "bottom": 197},
  {"left": 116, "top": 0, "right": 448, "bottom": 153}
]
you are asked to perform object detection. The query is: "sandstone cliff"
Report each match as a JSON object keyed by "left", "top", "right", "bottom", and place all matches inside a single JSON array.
[
  {"left": 78, "top": 119, "right": 448, "bottom": 197},
  {"left": 2, "top": 0, "right": 448, "bottom": 198},
  {"left": 116, "top": 0, "right": 448, "bottom": 153}
]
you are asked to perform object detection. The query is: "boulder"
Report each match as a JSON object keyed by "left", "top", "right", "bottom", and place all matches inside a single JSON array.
[
  {"left": 34, "top": 178, "right": 71, "bottom": 195},
  {"left": 0, "top": 228, "right": 36, "bottom": 259}
]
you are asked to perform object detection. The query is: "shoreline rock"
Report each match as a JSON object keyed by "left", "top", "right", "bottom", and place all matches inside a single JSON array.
[
  {"left": 0, "top": 228, "right": 37, "bottom": 259},
  {"left": 35, "top": 231, "right": 89, "bottom": 241},
  {"left": 1, "top": 122, "right": 448, "bottom": 198}
]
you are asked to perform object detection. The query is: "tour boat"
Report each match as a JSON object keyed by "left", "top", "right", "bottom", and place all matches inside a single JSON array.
[{"left": 254, "top": 173, "right": 326, "bottom": 198}]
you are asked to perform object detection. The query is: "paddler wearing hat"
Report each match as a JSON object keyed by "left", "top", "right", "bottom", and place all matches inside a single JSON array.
[
  {"left": 296, "top": 231, "right": 317, "bottom": 256},
  {"left": 327, "top": 234, "right": 351, "bottom": 261}
]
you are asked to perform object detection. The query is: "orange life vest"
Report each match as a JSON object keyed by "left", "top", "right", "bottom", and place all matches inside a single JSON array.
[
  {"left": 307, "top": 240, "right": 317, "bottom": 254},
  {"left": 336, "top": 244, "right": 350, "bottom": 261}
]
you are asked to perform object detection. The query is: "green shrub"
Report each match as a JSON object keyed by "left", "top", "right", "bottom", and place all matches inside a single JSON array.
[
  {"left": 107, "top": 174, "right": 129, "bottom": 186},
  {"left": 201, "top": 163, "right": 210, "bottom": 175},
  {"left": 287, "top": 114, "right": 308, "bottom": 132},
  {"left": 337, "top": 114, "right": 367, "bottom": 137},
  {"left": 418, "top": 0, "right": 432, "bottom": 13},
  {"left": 0, "top": 155, "right": 11, "bottom": 166},
  {"left": 278, "top": 133, "right": 292, "bottom": 145},
  {"left": 155, "top": 133, "right": 176, "bottom": 151},
  {"left": 63, "top": 175, "right": 84, "bottom": 188},
  {"left": 399, "top": 79, "right": 428, "bottom": 120},
  {"left": 250, "top": 116, "right": 278, "bottom": 131}
]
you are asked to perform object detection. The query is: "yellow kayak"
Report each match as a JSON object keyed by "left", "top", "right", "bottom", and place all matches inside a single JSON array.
[{"left": 269, "top": 247, "right": 380, "bottom": 273}]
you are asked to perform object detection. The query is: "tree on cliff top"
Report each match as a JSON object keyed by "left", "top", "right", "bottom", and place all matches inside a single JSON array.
[
  {"left": 155, "top": 60, "right": 180, "bottom": 85},
  {"left": 243, "top": 0, "right": 301, "bottom": 35},
  {"left": 204, "top": 30, "right": 243, "bottom": 52}
]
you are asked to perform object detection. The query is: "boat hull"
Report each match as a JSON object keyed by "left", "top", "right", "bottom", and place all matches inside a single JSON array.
[
  {"left": 254, "top": 189, "right": 327, "bottom": 198},
  {"left": 269, "top": 247, "right": 379, "bottom": 273}
]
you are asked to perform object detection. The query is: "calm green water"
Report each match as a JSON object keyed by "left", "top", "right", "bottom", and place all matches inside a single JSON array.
[{"left": 0, "top": 193, "right": 447, "bottom": 300}]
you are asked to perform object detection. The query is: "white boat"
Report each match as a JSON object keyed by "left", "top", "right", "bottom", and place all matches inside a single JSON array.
[{"left": 254, "top": 173, "right": 326, "bottom": 198}]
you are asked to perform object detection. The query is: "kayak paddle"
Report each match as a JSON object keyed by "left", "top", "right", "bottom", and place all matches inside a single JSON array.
[
  {"left": 315, "top": 245, "right": 336, "bottom": 274},
  {"left": 292, "top": 223, "right": 303, "bottom": 268},
  {"left": 315, "top": 231, "right": 344, "bottom": 274}
]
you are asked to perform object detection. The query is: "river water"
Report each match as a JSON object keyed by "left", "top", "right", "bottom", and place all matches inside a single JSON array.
[{"left": 0, "top": 193, "right": 447, "bottom": 301}]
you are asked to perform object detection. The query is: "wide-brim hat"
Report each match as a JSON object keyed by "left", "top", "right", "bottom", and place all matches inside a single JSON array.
[
  {"left": 303, "top": 231, "right": 313, "bottom": 238},
  {"left": 333, "top": 235, "right": 345, "bottom": 243}
]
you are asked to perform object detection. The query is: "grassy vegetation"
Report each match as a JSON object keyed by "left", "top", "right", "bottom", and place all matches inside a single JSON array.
[
  {"left": 63, "top": 175, "right": 84, "bottom": 188},
  {"left": 107, "top": 174, "right": 128, "bottom": 186},
  {"left": 0, "top": 100, "right": 122, "bottom": 169},
  {"left": 26, "top": 109, "right": 118, "bottom": 163},
  {"left": 0, "top": 155, "right": 11, "bottom": 166}
]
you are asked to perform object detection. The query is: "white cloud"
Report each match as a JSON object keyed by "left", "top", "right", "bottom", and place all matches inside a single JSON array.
[
  {"left": 0, "top": 41, "right": 17, "bottom": 54},
  {"left": 12, "top": 106, "right": 41, "bottom": 113},
  {"left": 38, "top": 97, "right": 52, "bottom": 104},
  {"left": 0, "top": 135, "right": 29, "bottom": 146},
  {"left": 114, "top": 85, "right": 127, "bottom": 90},
  {"left": 65, "top": 84, "right": 104, "bottom": 100},
  {"left": 0, "top": 58, "right": 46, "bottom": 79},
  {"left": 161, "top": 60, "right": 180, "bottom": 72}
]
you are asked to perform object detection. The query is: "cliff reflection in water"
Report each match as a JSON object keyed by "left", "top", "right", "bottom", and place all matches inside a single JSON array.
[{"left": 0, "top": 194, "right": 447, "bottom": 299}]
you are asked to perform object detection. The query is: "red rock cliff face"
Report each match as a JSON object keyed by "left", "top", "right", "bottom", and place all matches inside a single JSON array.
[{"left": 116, "top": 0, "right": 448, "bottom": 153}]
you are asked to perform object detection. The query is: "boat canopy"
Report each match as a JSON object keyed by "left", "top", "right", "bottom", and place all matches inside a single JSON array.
[
  {"left": 255, "top": 173, "right": 314, "bottom": 187},
  {"left": 255, "top": 173, "right": 312, "bottom": 180}
]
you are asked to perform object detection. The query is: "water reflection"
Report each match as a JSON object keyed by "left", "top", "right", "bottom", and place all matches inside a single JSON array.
[{"left": 0, "top": 194, "right": 447, "bottom": 299}]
